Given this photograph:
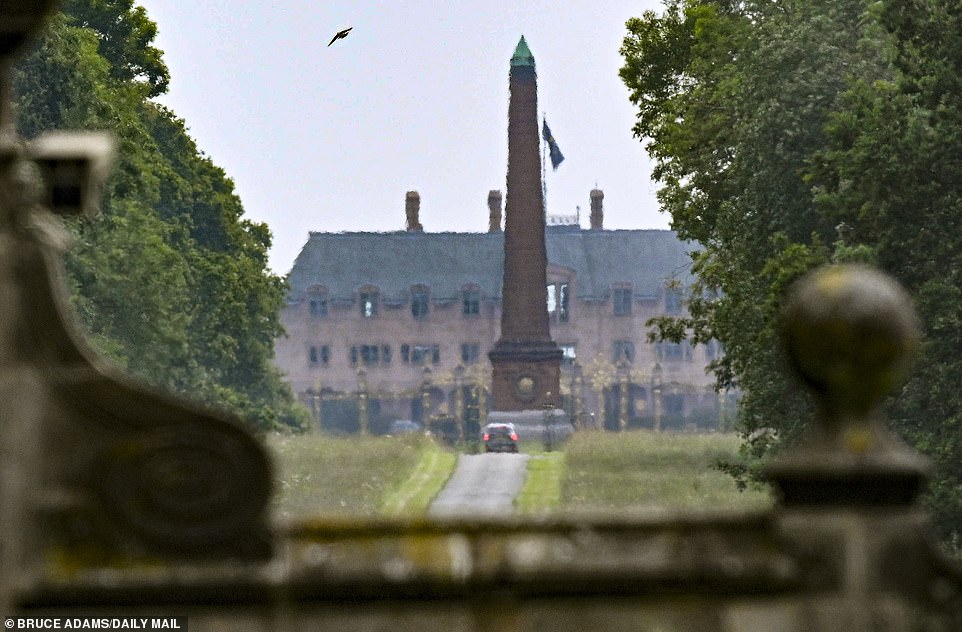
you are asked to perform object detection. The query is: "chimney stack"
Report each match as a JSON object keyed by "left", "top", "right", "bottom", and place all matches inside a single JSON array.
[
  {"left": 488, "top": 190, "right": 503, "bottom": 232},
  {"left": 405, "top": 191, "right": 423, "bottom": 232},
  {"left": 590, "top": 189, "right": 604, "bottom": 230}
]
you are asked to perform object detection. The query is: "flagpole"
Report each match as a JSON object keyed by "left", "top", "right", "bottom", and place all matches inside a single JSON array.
[{"left": 541, "top": 113, "right": 547, "bottom": 216}]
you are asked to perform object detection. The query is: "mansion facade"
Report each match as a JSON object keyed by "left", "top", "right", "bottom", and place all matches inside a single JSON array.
[{"left": 274, "top": 190, "right": 729, "bottom": 435}]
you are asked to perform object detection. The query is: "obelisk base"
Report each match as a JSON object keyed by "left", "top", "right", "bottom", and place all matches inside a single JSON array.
[{"left": 489, "top": 340, "right": 562, "bottom": 411}]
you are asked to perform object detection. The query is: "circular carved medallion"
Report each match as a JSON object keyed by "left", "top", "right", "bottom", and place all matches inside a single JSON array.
[{"left": 515, "top": 375, "right": 536, "bottom": 401}]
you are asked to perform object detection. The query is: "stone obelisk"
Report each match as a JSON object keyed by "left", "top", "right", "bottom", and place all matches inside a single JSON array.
[{"left": 489, "top": 36, "right": 562, "bottom": 411}]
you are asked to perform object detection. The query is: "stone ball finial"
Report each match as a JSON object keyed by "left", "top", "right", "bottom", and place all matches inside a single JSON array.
[
  {"left": 780, "top": 264, "right": 920, "bottom": 419},
  {"left": 771, "top": 265, "right": 931, "bottom": 505}
]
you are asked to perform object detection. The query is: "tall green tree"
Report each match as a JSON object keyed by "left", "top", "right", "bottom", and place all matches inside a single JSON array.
[
  {"left": 15, "top": 3, "right": 308, "bottom": 431},
  {"left": 620, "top": 0, "right": 885, "bottom": 443},
  {"left": 621, "top": 0, "right": 962, "bottom": 545},
  {"left": 808, "top": 0, "right": 962, "bottom": 544},
  {"left": 62, "top": 0, "right": 169, "bottom": 97}
]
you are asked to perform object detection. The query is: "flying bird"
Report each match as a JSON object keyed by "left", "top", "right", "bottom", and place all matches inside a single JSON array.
[{"left": 328, "top": 27, "right": 353, "bottom": 47}]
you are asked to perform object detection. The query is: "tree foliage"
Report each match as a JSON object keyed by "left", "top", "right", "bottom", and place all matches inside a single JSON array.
[
  {"left": 621, "top": 0, "right": 962, "bottom": 544},
  {"left": 15, "top": 3, "right": 308, "bottom": 431}
]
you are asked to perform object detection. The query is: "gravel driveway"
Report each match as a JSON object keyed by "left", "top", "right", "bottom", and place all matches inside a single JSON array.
[{"left": 428, "top": 453, "right": 530, "bottom": 518}]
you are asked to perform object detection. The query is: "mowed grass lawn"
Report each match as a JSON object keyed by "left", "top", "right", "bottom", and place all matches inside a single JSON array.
[
  {"left": 265, "top": 433, "right": 453, "bottom": 521},
  {"left": 561, "top": 431, "right": 771, "bottom": 514}
]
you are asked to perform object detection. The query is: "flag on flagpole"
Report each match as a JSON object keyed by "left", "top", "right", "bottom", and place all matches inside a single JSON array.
[{"left": 542, "top": 118, "right": 565, "bottom": 170}]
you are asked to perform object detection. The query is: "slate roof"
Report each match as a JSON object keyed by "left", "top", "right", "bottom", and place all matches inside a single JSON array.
[{"left": 286, "top": 227, "right": 696, "bottom": 304}]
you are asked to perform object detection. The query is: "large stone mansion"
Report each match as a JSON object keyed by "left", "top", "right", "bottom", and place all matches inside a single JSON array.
[{"left": 273, "top": 190, "right": 728, "bottom": 435}]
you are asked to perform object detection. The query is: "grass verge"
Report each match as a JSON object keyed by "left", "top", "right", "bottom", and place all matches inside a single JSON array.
[
  {"left": 515, "top": 452, "right": 564, "bottom": 515},
  {"left": 561, "top": 431, "right": 771, "bottom": 513},
  {"left": 381, "top": 445, "right": 458, "bottom": 516},
  {"left": 266, "top": 433, "right": 442, "bottom": 521}
]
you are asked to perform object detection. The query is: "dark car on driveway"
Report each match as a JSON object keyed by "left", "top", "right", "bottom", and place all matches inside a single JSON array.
[{"left": 482, "top": 422, "right": 519, "bottom": 453}]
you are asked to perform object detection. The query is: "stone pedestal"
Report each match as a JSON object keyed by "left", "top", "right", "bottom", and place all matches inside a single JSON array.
[{"left": 489, "top": 342, "right": 561, "bottom": 412}]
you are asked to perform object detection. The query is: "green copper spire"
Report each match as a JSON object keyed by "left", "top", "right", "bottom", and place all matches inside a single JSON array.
[{"left": 510, "top": 35, "right": 535, "bottom": 68}]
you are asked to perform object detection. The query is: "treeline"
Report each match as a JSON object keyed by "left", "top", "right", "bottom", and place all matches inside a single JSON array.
[
  {"left": 15, "top": 0, "right": 308, "bottom": 431},
  {"left": 620, "top": 0, "right": 962, "bottom": 546}
]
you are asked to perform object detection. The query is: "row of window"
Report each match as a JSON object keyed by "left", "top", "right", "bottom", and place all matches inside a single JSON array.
[
  {"left": 306, "top": 287, "right": 481, "bottom": 321},
  {"left": 305, "top": 285, "right": 685, "bottom": 320},
  {"left": 613, "top": 287, "right": 683, "bottom": 317},
  {"left": 308, "top": 343, "right": 483, "bottom": 368},
  {"left": 308, "top": 339, "right": 720, "bottom": 368},
  {"left": 653, "top": 341, "right": 692, "bottom": 362}
]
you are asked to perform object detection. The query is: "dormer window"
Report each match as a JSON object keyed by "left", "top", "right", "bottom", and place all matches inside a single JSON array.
[
  {"left": 306, "top": 285, "right": 328, "bottom": 318},
  {"left": 411, "top": 285, "right": 430, "bottom": 320},
  {"left": 613, "top": 285, "right": 632, "bottom": 316},
  {"left": 359, "top": 287, "right": 379, "bottom": 318},
  {"left": 665, "top": 284, "right": 683, "bottom": 314},
  {"left": 462, "top": 286, "right": 481, "bottom": 316}
]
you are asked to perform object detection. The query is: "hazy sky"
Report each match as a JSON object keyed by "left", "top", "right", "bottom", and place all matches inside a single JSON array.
[{"left": 136, "top": 1, "right": 669, "bottom": 274}]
